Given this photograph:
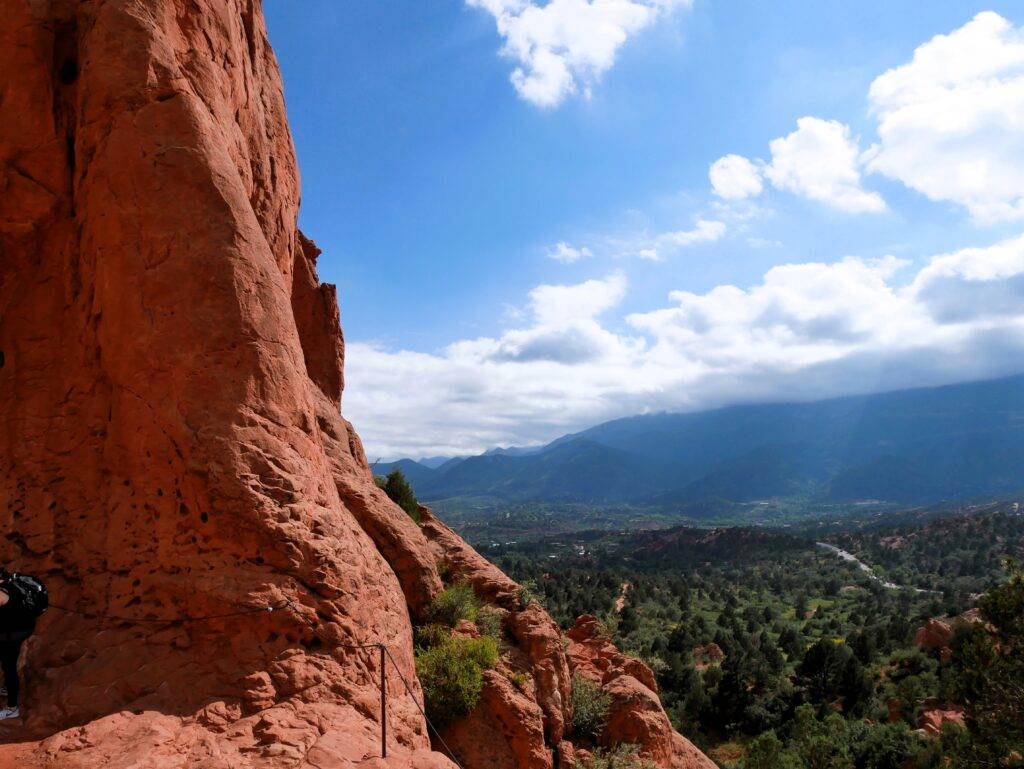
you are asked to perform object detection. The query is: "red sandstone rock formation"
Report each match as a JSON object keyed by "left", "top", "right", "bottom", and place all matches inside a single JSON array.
[
  {"left": 0, "top": 2, "right": 714, "bottom": 768},
  {"left": 916, "top": 699, "right": 965, "bottom": 736},
  {"left": 914, "top": 619, "right": 954, "bottom": 651},
  {"left": 913, "top": 609, "right": 984, "bottom": 663},
  {"left": 567, "top": 617, "right": 716, "bottom": 769}
]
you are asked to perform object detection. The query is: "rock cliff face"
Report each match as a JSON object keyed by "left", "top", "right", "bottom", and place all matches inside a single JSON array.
[{"left": 0, "top": 2, "right": 713, "bottom": 768}]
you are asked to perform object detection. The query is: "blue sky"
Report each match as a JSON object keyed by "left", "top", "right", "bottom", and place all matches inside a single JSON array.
[{"left": 265, "top": 2, "right": 1024, "bottom": 459}]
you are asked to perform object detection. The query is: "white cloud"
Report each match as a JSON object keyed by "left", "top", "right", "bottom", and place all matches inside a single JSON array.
[
  {"left": 548, "top": 241, "right": 593, "bottom": 262},
  {"left": 910, "top": 233, "right": 1024, "bottom": 322},
  {"left": 710, "top": 119, "right": 884, "bottom": 213},
  {"left": 468, "top": 0, "right": 690, "bottom": 108},
  {"left": 865, "top": 12, "right": 1024, "bottom": 222},
  {"left": 345, "top": 234, "right": 1024, "bottom": 458},
  {"left": 527, "top": 271, "right": 626, "bottom": 323},
  {"left": 765, "top": 118, "right": 886, "bottom": 213},
  {"left": 627, "top": 219, "right": 727, "bottom": 260},
  {"left": 709, "top": 154, "right": 764, "bottom": 200}
]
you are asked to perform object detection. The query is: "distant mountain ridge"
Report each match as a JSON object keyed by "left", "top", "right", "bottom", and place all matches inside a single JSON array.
[{"left": 374, "top": 373, "right": 1024, "bottom": 511}]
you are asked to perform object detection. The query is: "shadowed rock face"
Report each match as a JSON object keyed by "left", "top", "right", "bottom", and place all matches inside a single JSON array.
[{"left": 0, "top": 2, "right": 713, "bottom": 768}]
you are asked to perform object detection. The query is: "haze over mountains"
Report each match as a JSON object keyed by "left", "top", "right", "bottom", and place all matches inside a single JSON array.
[{"left": 376, "top": 374, "right": 1024, "bottom": 510}]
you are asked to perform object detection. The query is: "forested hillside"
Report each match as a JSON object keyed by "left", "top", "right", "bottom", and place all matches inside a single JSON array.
[{"left": 482, "top": 508, "right": 1024, "bottom": 767}]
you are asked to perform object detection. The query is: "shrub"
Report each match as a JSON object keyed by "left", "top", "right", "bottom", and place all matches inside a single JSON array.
[
  {"left": 573, "top": 744, "right": 656, "bottom": 769},
  {"left": 376, "top": 469, "right": 421, "bottom": 523},
  {"left": 476, "top": 605, "right": 504, "bottom": 640},
  {"left": 416, "top": 635, "right": 499, "bottom": 726},
  {"left": 427, "top": 581, "right": 480, "bottom": 627},
  {"left": 571, "top": 673, "right": 612, "bottom": 741},
  {"left": 415, "top": 623, "right": 451, "bottom": 649},
  {"left": 742, "top": 731, "right": 803, "bottom": 769},
  {"left": 518, "top": 578, "right": 542, "bottom": 609},
  {"left": 509, "top": 670, "right": 531, "bottom": 692}
]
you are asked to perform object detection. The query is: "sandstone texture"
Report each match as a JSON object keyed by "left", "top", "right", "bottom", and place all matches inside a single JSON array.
[
  {"left": 0, "top": 2, "right": 714, "bottom": 768},
  {"left": 567, "top": 617, "right": 716, "bottom": 769}
]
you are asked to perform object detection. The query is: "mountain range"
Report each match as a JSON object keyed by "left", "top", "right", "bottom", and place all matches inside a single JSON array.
[{"left": 376, "top": 374, "right": 1024, "bottom": 510}]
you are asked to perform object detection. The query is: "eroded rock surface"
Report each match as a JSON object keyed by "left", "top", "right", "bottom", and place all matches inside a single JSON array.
[
  {"left": 567, "top": 617, "right": 716, "bottom": 769},
  {"left": 0, "top": 2, "right": 714, "bottom": 768}
]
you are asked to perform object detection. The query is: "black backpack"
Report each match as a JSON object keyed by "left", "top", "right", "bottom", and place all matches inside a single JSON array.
[{"left": 3, "top": 573, "right": 48, "bottom": 623}]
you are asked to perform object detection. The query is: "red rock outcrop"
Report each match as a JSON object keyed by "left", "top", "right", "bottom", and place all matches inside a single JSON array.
[
  {"left": 913, "top": 608, "right": 984, "bottom": 663},
  {"left": 914, "top": 619, "right": 954, "bottom": 651},
  {"left": 567, "top": 617, "right": 716, "bottom": 769},
  {"left": 916, "top": 699, "right": 965, "bottom": 736},
  {"left": 0, "top": 2, "right": 714, "bottom": 769}
]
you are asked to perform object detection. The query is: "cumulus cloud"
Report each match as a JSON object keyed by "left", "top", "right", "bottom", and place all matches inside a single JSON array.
[
  {"left": 709, "top": 154, "right": 764, "bottom": 200},
  {"left": 765, "top": 118, "right": 885, "bottom": 213},
  {"left": 548, "top": 241, "right": 593, "bottom": 262},
  {"left": 710, "top": 118, "right": 884, "bottom": 213},
  {"left": 345, "top": 234, "right": 1024, "bottom": 458},
  {"left": 468, "top": 0, "right": 690, "bottom": 108},
  {"left": 865, "top": 12, "right": 1024, "bottom": 222},
  {"left": 711, "top": 13, "right": 1024, "bottom": 221}
]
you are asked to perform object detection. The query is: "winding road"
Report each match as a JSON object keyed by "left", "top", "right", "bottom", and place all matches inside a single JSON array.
[{"left": 816, "top": 542, "right": 938, "bottom": 594}]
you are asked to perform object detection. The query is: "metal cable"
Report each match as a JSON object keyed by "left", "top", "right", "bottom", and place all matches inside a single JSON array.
[
  {"left": 49, "top": 595, "right": 464, "bottom": 766},
  {"left": 383, "top": 644, "right": 464, "bottom": 769}
]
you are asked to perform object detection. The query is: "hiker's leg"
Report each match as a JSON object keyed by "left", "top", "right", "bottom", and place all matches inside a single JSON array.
[{"left": 0, "top": 640, "right": 21, "bottom": 707}]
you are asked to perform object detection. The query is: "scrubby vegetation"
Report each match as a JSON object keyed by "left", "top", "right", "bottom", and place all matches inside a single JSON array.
[
  {"left": 415, "top": 580, "right": 501, "bottom": 725},
  {"left": 571, "top": 673, "right": 612, "bottom": 740},
  {"left": 483, "top": 508, "right": 1024, "bottom": 768},
  {"left": 415, "top": 634, "right": 498, "bottom": 725},
  {"left": 945, "top": 561, "right": 1024, "bottom": 767},
  {"left": 574, "top": 744, "right": 656, "bottom": 769},
  {"left": 426, "top": 581, "right": 480, "bottom": 626},
  {"left": 375, "top": 468, "right": 421, "bottom": 523},
  {"left": 476, "top": 605, "right": 504, "bottom": 638}
]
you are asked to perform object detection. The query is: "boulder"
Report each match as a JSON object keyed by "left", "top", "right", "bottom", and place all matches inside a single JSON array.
[
  {"left": 914, "top": 618, "right": 953, "bottom": 650},
  {"left": 917, "top": 700, "right": 965, "bottom": 735},
  {"left": 440, "top": 670, "right": 552, "bottom": 769}
]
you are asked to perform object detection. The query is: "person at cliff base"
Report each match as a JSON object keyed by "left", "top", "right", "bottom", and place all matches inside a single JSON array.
[{"left": 0, "top": 568, "right": 48, "bottom": 721}]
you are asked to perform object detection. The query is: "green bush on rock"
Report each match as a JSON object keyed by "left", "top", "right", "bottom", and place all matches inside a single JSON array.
[
  {"left": 571, "top": 673, "right": 612, "bottom": 741},
  {"left": 416, "top": 635, "right": 499, "bottom": 726},
  {"left": 427, "top": 581, "right": 480, "bottom": 627},
  {"left": 573, "top": 744, "right": 655, "bottom": 769}
]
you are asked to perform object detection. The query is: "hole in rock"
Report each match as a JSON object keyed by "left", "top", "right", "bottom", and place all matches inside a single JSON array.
[
  {"left": 0, "top": 350, "right": 5, "bottom": 368},
  {"left": 58, "top": 59, "right": 78, "bottom": 84},
  {"left": 200, "top": 512, "right": 209, "bottom": 523}
]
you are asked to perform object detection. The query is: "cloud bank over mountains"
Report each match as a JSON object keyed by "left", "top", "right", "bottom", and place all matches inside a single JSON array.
[{"left": 349, "top": 233, "right": 1024, "bottom": 458}]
